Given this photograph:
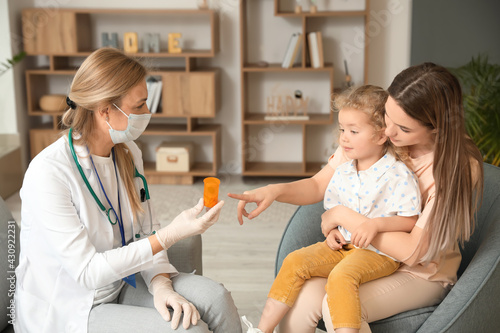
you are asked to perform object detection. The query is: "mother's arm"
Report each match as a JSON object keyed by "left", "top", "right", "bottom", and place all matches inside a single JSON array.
[{"left": 323, "top": 203, "right": 433, "bottom": 266}]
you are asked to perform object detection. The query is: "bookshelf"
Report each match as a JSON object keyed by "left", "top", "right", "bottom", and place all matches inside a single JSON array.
[
  {"left": 240, "top": 0, "right": 370, "bottom": 177},
  {"left": 22, "top": 8, "right": 221, "bottom": 184}
]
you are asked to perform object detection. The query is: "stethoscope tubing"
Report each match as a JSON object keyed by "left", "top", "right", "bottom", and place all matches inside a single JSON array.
[
  {"left": 69, "top": 128, "right": 107, "bottom": 212},
  {"left": 89, "top": 149, "right": 127, "bottom": 246},
  {"left": 68, "top": 128, "right": 154, "bottom": 237}
]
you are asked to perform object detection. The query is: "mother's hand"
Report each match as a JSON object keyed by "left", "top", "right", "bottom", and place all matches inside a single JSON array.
[
  {"left": 322, "top": 205, "right": 369, "bottom": 237},
  {"left": 227, "top": 185, "right": 278, "bottom": 225},
  {"left": 321, "top": 207, "right": 341, "bottom": 237}
]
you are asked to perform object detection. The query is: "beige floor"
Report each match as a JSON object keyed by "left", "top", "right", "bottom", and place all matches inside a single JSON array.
[{"left": 6, "top": 175, "right": 324, "bottom": 332}]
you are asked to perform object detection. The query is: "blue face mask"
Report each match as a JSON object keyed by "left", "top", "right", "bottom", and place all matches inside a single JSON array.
[{"left": 106, "top": 103, "right": 151, "bottom": 144}]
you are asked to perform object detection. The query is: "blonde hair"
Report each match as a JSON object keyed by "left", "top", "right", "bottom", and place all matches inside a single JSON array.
[
  {"left": 333, "top": 85, "right": 409, "bottom": 164},
  {"left": 388, "top": 63, "right": 484, "bottom": 262},
  {"left": 62, "top": 47, "right": 147, "bottom": 215}
]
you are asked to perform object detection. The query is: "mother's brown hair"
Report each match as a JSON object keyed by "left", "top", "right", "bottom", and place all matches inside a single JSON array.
[{"left": 388, "top": 62, "right": 484, "bottom": 262}]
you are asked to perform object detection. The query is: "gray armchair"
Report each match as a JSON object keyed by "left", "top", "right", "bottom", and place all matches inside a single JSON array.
[
  {"left": 0, "top": 196, "right": 202, "bottom": 333},
  {"left": 276, "top": 163, "right": 500, "bottom": 332}
]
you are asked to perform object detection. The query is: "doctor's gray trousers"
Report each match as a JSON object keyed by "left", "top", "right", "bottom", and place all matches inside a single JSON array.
[{"left": 88, "top": 272, "right": 242, "bottom": 333}]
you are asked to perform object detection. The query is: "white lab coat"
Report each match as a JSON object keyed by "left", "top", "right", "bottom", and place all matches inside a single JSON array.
[{"left": 14, "top": 135, "right": 177, "bottom": 333}]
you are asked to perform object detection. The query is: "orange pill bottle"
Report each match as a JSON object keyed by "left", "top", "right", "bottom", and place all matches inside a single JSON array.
[{"left": 203, "top": 177, "right": 220, "bottom": 208}]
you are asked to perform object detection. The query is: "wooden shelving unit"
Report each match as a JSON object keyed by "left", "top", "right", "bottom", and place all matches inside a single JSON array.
[
  {"left": 22, "top": 8, "right": 221, "bottom": 184},
  {"left": 240, "top": 0, "right": 370, "bottom": 177}
]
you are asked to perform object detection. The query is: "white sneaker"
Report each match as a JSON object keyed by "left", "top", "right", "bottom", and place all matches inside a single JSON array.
[{"left": 241, "top": 316, "right": 264, "bottom": 333}]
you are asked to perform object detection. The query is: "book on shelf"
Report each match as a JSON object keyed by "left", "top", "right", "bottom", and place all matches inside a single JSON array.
[
  {"left": 308, "top": 31, "right": 324, "bottom": 68},
  {"left": 289, "top": 33, "right": 303, "bottom": 68},
  {"left": 281, "top": 33, "right": 297, "bottom": 68},
  {"left": 146, "top": 76, "right": 162, "bottom": 114},
  {"left": 316, "top": 31, "right": 324, "bottom": 68},
  {"left": 281, "top": 33, "right": 302, "bottom": 68}
]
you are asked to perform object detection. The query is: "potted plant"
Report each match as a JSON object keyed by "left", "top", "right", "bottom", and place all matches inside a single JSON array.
[{"left": 451, "top": 55, "right": 500, "bottom": 166}]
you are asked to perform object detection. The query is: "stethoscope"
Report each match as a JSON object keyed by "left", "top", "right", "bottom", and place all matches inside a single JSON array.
[{"left": 68, "top": 128, "right": 155, "bottom": 239}]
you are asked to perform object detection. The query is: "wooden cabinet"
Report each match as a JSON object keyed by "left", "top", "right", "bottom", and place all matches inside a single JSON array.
[
  {"left": 22, "top": 8, "right": 221, "bottom": 184},
  {"left": 162, "top": 71, "right": 219, "bottom": 117},
  {"left": 22, "top": 9, "right": 91, "bottom": 54},
  {"left": 240, "top": 0, "right": 370, "bottom": 177}
]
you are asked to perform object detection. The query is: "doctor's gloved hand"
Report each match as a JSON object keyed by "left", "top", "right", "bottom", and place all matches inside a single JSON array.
[
  {"left": 149, "top": 275, "right": 200, "bottom": 330},
  {"left": 156, "top": 198, "right": 224, "bottom": 250}
]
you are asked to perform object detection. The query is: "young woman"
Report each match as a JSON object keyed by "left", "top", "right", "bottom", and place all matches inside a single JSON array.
[
  {"left": 230, "top": 63, "right": 483, "bottom": 332},
  {"left": 15, "top": 48, "right": 241, "bottom": 333}
]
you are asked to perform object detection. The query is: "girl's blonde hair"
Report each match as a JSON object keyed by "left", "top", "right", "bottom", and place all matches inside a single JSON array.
[
  {"left": 388, "top": 62, "right": 484, "bottom": 262},
  {"left": 333, "top": 85, "right": 409, "bottom": 164},
  {"left": 62, "top": 47, "right": 147, "bottom": 215}
]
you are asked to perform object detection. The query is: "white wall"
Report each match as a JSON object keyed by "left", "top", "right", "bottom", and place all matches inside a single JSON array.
[
  {"left": 0, "top": 0, "right": 17, "bottom": 134},
  {"left": 367, "top": 0, "right": 412, "bottom": 88},
  {"left": 2, "top": 0, "right": 34, "bottom": 171},
  {"left": 6, "top": 0, "right": 411, "bottom": 174}
]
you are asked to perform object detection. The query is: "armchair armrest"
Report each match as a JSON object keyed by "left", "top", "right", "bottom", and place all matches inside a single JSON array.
[
  {"left": 167, "top": 235, "right": 203, "bottom": 275},
  {"left": 416, "top": 201, "right": 500, "bottom": 332}
]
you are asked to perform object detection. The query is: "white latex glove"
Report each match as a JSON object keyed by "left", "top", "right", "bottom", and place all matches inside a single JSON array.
[
  {"left": 156, "top": 198, "right": 224, "bottom": 250},
  {"left": 149, "top": 275, "right": 200, "bottom": 330}
]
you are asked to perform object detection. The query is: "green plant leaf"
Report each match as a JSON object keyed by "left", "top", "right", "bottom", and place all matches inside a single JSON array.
[
  {"left": 0, "top": 51, "right": 26, "bottom": 76},
  {"left": 451, "top": 54, "right": 500, "bottom": 166}
]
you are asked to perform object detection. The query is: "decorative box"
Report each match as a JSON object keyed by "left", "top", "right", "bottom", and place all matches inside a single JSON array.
[{"left": 156, "top": 142, "right": 194, "bottom": 172}]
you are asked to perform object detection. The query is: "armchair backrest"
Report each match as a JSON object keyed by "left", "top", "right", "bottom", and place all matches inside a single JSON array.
[{"left": 458, "top": 163, "right": 500, "bottom": 277}]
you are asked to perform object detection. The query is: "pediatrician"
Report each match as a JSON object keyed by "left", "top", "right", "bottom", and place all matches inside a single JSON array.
[{"left": 14, "top": 48, "right": 241, "bottom": 333}]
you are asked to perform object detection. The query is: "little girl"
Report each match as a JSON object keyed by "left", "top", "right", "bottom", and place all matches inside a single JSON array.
[{"left": 241, "top": 85, "right": 421, "bottom": 333}]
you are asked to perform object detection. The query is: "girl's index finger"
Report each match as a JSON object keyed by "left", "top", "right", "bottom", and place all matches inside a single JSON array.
[{"left": 227, "top": 192, "right": 254, "bottom": 202}]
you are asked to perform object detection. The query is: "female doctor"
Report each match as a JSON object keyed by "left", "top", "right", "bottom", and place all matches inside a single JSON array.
[{"left": 14, "top": 48, "right": 241, "bottom": 333}]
